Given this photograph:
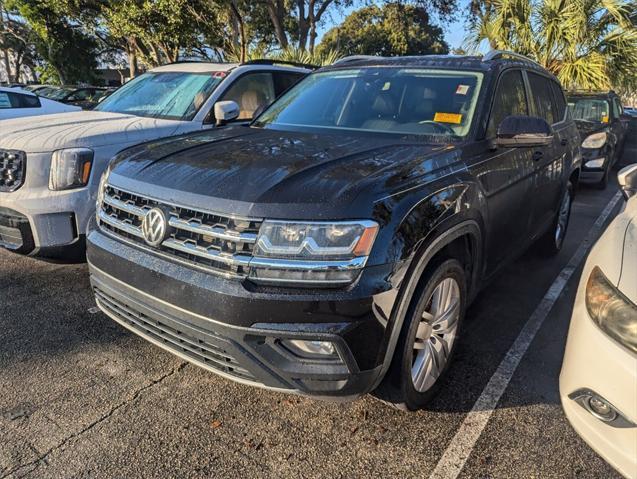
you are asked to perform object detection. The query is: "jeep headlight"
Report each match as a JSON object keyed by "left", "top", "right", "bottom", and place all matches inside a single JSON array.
[
  {"left": 249, "top": 220, "right": 378, "bottom": 287},
  {"left": 49, "top": 148, "right": 94, "bottom": 190},
  {"left": 586, "top": 267, "right": 637, "bottom": 353},
  {"left": 581, "top": 132, "right": 607, "bottom": 149}
]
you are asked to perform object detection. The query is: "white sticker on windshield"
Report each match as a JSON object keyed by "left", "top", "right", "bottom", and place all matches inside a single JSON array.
[{"left": 456, "top": 85, "right": 470, "bottom": 95}]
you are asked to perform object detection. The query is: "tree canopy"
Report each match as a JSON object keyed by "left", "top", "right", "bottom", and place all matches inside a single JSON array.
[
  {"left": 466, "top": 0, "right": 637, "bottom": 91},
  {"left": 319, "top": 3, "right": 449, "bottom": 56}
]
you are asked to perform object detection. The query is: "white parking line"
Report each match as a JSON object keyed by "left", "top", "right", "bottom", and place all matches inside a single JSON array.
[{"left": 430, "top": 191, "right": 623, "bottom": 479}]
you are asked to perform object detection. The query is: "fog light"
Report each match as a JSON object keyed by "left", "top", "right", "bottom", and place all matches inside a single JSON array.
[
  {"left": 587, "top": 396, "right": 616, "bottom": 421},
  {"left": 281, "top": 339, "right": 338, "bottom": 359},
  {"left": 585, "top": 158, "right": 605, "bottom": 169}
]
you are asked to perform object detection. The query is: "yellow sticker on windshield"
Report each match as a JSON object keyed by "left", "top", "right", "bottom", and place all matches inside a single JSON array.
[
  {"left": 602, "top": 115, "right": 609, "bottom": 123},
  {"left": 434, "top": 112, "right": 462, "bottom": 124}
]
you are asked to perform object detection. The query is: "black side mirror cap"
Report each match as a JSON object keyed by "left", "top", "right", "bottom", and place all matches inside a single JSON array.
[
  {"left": 496, "top": 115, "right": 554, "bottom": 148},
  {"left": 618, "top": 164, "right": 637, "bottom": 200}
]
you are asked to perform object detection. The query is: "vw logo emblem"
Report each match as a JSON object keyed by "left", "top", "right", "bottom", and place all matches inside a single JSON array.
[{"left": 141, "top": 207, "right": 170, "bottom": 247}]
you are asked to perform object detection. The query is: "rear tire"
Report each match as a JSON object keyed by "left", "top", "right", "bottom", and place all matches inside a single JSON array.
[
  {"left": 373, "top": 258, "right": 467, "bottom": 411},
  {"left": 537, "top": 182, "right": 573, "bottom": 256}
]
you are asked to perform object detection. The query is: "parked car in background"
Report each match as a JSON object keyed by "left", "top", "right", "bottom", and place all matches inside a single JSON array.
[
  {"left": 0, "top": 86, "right": 81, "bottom": 120},
  {"left": 567, "top": 91, "right": 629, "bottom": 189},
  {"left": 560, "top": 164, "right": 637, "bottom": 479},
  {"left": 38, "top": 86, "right": 112, "bottom": 110},
  {"left": 87, "top": 51, "right": 581, "bottom": 410},
  {"left": 22, "top": 84, "right": 55, "bottom": 94},
  {"left": 623, "top": 106, "right": 637, "bottom": 118},
  {"left": 0, "top": 60, "right": 310, "bottom": 259}
]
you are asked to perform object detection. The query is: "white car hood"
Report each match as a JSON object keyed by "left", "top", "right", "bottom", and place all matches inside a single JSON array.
[{"left": 0, "top": 110, "right": 185, "bottom": 153}]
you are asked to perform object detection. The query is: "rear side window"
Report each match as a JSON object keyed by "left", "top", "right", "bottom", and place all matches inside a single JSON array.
[
  {"left": 273, "top": 72, "right": 304, "bottom": 96},
  {"left": 550, "top": 81, "right": 567, "bottom": 122},
  {"left": 527, "top": 72, "right": 557, "bottom": 124},
  {"left": 0, "top": 91, "right": 41, "bottom": 109},
  {"left": 487, "top": 70, "right": 528, "bottom": 137}
]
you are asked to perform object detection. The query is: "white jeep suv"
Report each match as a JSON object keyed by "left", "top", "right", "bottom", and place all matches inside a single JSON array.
[{"left": 0, "top": 61, "right": 309, "bottom": 259}]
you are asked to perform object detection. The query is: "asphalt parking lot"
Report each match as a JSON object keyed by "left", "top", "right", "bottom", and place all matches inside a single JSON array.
[{"left": 1, "top": 142, "right": 635, "bottom": 479}]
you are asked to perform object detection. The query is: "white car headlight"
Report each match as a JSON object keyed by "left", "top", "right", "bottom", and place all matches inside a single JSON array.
[
  {"left": 586, "top": 267, "right": 637, "bottom": 353},
  {"left": 49, "top": 148, "right": 94, "bottom": 191},
  {"left": 581, "top": 132, "right": 607, "bottom": 149},
  {"left": 249, "top": 220, "right": 378, "bottom": 287}
]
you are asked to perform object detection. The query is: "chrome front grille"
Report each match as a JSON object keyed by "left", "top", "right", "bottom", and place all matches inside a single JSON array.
[
  {"left": 0, "top": 149, "right": 26, "bottom": 192},
  {"left": 98, "top": 185, "right": 262, "bottom": 277}
]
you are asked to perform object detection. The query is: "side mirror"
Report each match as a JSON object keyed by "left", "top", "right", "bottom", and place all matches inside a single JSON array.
[
  {"left": 214, "top": 100, "right": 239, "bottom": 126},
  {"left": 496, "top": 115, "right": 554, "bottom": 148},
  {"left": 618, "top": 164, "right": 637, "bottom": 200}
]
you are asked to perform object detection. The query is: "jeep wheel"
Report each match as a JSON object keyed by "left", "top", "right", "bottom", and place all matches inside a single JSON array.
[
  {"left": 538, "top": 182, "right": 573, "bottom": 256},
  {"left": 374, "top": 258, "right": 466, "bottom": 411}
]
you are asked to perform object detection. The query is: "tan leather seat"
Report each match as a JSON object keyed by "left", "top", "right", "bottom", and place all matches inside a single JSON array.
[{"left": 240, "top": 90, "right": 263, "bottom": 119}]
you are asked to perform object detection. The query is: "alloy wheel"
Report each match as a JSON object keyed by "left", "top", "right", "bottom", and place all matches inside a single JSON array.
[{"left": 411, "top": 277, "right": 461, "bottom": 392}]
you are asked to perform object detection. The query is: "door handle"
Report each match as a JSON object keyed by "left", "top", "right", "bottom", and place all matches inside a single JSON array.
[
  {"left": 532, "top": 150, "right": 544, "bottom": 161},
  {"left": 560, "top": 138, "right": 568, "bottom": 146}
]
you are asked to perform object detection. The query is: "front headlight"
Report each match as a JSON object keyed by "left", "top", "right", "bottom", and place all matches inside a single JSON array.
[
  {"left": 586, "top": 266, "right": 637, "bottom": 353},
  {"left": 49, "top": 148, "right": 94, "bottom": 190},
  {"left": 581, "top": 132, "right": 607, "bottom": 149},
  {"left": 249, "top": 220, "right": 378, "bottom": 287}
]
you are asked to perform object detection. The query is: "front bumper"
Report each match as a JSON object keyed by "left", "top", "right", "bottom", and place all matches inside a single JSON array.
[
  {"left": 560, "top": 294, "right": 637, "bottom": 478},
  {"left": 0, "top": 151, "right": 94, "bottom": 257},
  {"left": 87, "top": 227, "right": 395, "bottom": 399},
  {"left": 580, "top": 147, "right": 610, "bottom": 184}
]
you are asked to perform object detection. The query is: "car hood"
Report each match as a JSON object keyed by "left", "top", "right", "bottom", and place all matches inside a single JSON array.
[
  {"left": 0, "top": 110, "right": 184, "bottom": 153},
  {"left": 574, "top": 120, "right": 606, "bottom": 140},
  {"left": 108, "top": 126, "right": 458, "bottom": 219}
]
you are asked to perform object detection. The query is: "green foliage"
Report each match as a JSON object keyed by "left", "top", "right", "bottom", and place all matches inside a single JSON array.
[
  {"left": 5, "top": 0, "right": 100, "bottom": 84},
  {"left": 274, "top": 46, "right": 342, "bottom": 66},
  {"left": 466, "top": 0, "right": 637, "bottom": 91},
  {"left": 318, "top": 3, "right": 449, "bottom": 56},
  {"left": 225, "top": 45, "right": 341, "bottom": 66}
]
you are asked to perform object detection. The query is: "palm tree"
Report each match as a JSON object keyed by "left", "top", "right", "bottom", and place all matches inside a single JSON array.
[{"left": 466, "top": 0, "right": 637, "bottom": 91}]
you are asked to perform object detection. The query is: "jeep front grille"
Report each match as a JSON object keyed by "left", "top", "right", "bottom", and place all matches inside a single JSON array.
[
  {"left": 97, "top": 185, "right": 262, "bottom": 278},
  {"left": 0, "top": 149, "right": 26, "bottom": 192}
]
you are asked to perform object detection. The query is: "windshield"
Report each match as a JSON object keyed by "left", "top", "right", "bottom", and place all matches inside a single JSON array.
[
  {"left": 95, "top": 72, "right": 223, "bottom": 121},
  {"left": 255, "top": 68, "right": 484, "bottom": 139},
  {"left": 567, "top": 98, "right": 610, "bottom": 123}
]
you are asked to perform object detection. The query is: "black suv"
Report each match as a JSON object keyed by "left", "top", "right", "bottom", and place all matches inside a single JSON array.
[
  {"left": 87, "top": 51, "right": 581, "bottom": 410},
  {"left": 567, "top": 91, "right": 629, "bottom": 189}
]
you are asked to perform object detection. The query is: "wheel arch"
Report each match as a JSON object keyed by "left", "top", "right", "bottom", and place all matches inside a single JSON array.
[{"left": 372, "top": 219, "right": 483, "bottom": 390}]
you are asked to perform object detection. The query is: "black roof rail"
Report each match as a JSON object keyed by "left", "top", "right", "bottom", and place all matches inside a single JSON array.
[
  {"left": 242, "top": 59, "right": 318, "bottom": 70},
  {"left": 333, "top": 55, "right": 382, "bottom": 65},
  {"left": 483, "top": 50, "right": 542, "bottom": 68}
]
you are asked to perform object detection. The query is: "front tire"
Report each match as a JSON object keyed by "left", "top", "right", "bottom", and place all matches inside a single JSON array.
[{"left": 373, "top": 258, "right": 467, "bottom": 411}]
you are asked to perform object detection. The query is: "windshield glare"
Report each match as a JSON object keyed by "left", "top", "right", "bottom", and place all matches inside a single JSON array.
[
  {"left": 95, "top": 72, "right": 223, "bottom": 121},
  {"left": 256, "top": 68, "right": 483, "bottom": 138},
  {"left": 568, "top": 98, "right": 610, "bottom": 123}
]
